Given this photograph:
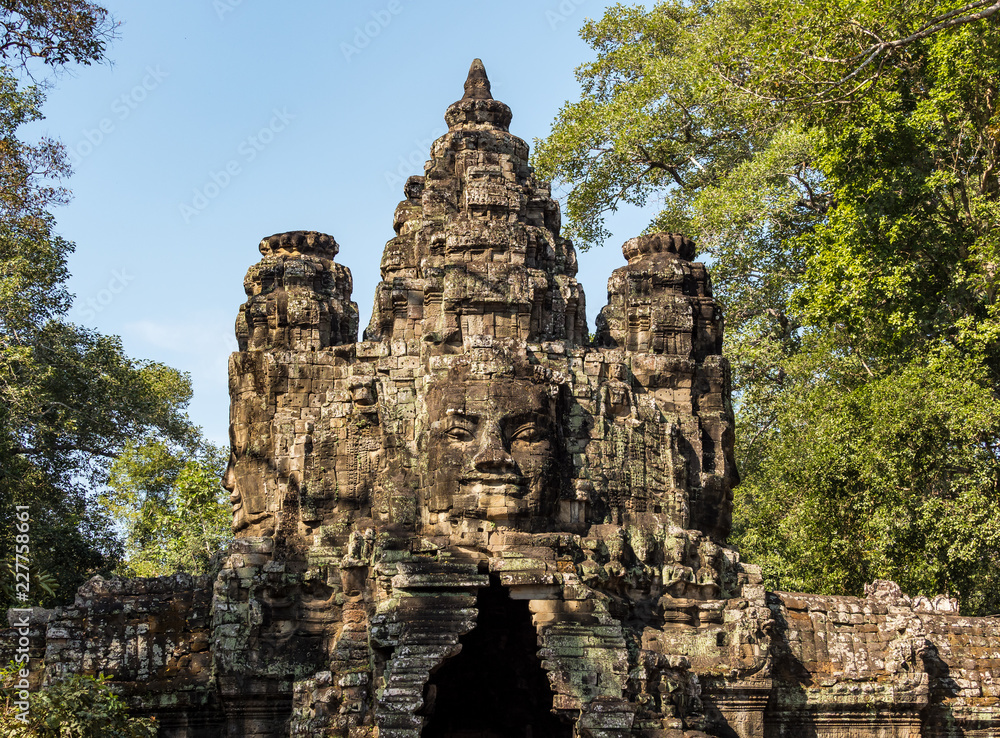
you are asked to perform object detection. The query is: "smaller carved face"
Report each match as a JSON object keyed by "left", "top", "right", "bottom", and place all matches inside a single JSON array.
[
  {"left": 425, "top": 377, "right": 560, "bottom": 529},
  {"left": 223, "top": 451, "right": 273, "bottom": 535}
]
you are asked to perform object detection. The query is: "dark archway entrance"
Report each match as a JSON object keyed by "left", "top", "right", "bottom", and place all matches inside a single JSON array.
[{"left": 422, "top": 578, "right": 572, "bottom": 738}]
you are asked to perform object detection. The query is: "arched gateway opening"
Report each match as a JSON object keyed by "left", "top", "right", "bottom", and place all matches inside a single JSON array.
[{"left": 422, "top": 578, "right": 572, "bottom": 738}]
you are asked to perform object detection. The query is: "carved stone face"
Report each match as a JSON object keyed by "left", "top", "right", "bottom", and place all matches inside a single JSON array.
[
  {"left": 425, "top": 376, "right": 559, "bottom": 530},
  {"left": 223, "top": 452, "right": 273, "bottom": 535}
]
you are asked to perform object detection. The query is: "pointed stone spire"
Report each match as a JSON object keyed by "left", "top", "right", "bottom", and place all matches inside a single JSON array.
[
  {"left": 367, "top": 61, "right": 587, "bottom": 347},
  {"left": 462, "top": 58, "right": 493, "bottom": 100},
  {"left": 445, "top": 58, "right": 512, "bottom": 131}
]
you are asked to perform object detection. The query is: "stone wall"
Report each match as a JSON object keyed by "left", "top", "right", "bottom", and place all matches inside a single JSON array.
[
  {"left": 5, "top": 59, "right": 1000, "bottom": 738},
  {"left": 767, "top": 581, "right": 1000, "bottom": 737},
  {"left": 4, "top": 575, "right": 220, "bottom": 735}
]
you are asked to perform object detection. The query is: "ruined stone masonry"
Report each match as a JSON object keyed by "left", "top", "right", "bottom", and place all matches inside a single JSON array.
[{"left": 6, "top": 59, "right": 1000, "bottom": 737}]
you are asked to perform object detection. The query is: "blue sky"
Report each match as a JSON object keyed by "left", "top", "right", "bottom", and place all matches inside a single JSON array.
[{"left": 25, "top": 1, "right": 657, "bottom": 446}]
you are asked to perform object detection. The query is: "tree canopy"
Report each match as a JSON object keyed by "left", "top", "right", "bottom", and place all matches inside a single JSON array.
[
  {"left": 535, "top": 0, "right": 1000, "bottom": 613},
  {"left": 0, "top": 1, "right": 229, "bottom": 610},
  {"left": 104, "top": 439, "right": 232, "bottom": 578},
  {"left": 0, "top": 0, "right": 116, "bottom": 70}
]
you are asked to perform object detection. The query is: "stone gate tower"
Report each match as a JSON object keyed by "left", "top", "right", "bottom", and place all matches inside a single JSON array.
[
  {"left": 219, "top": 58, "right": 757, "bottom": 736},
  {"left": 9, "top": 59, "right": 1000, "bottom": 738}
]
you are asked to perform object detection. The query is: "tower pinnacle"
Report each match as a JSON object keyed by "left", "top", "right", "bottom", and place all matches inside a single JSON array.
[
  {"left": 446, "top": 58, "right": 511, "bottom": 131},
  {"left": 463, "top": 58, "right": 493, "bottom": 100}
]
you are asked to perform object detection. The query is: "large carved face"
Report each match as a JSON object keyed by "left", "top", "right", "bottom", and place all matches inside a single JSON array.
[{"left": 424, "top": 375, "right": 560, "bottom": 530}]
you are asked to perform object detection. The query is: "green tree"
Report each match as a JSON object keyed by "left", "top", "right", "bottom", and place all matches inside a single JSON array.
[
  {"left": 735, "top": 345, "right": 1000, "bottom": 612},
  {"left": 535, "top": 0, "right": 1000, "bottom": 612},
  {"left": 0, "top": 1, "right": 115, "bottom": 71},
  {"left": 0, "top": 322, "right": 203, "bottom": 606},
  {"left": 104, "top": 440, "right": 233, "bottom": 577},
  {"left": 0, "top": 2, "right": 224, "bottom": 609},
  {"left": 1, "top": 665, "right": 156, "bottom": 737}
]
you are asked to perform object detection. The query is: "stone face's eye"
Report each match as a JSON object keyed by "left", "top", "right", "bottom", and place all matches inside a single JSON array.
[
  {"left": 510, "top": 423, "right": 545, "bottom": 443},
  {"left": 445, "top": 423, "right": 476, "bottom": 442}
]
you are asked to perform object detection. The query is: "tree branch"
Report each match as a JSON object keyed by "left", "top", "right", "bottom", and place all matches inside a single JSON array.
[
  {"left": 714, "top": 1, "right": 1000, "bottom": 103},
  {"left": 15, "top": 442, "right": 118, "bottom": 460}
]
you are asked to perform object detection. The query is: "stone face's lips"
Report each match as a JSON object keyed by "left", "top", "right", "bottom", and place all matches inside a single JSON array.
[{"left": 461, "top": 478, "right": 526, "bottom": 498}]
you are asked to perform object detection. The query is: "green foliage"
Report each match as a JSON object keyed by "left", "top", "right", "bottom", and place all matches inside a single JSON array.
[
  {"left": 105, "top": 441, "right": 233, "bottom": 577},
  {"left": 0, "top": 320, "right": 202, "bottom": 608},
  {"left": 538, "top": 0, "right": 1000, "bottom": 612},
  {"left": 0, "top": 2, "right": 226, "bottom": 609},
  {"left": 0, "top": 664, "right": 156, "bottom": 737},
  {"left": 0, "top": 1, "right": 116, "bottom": 72},
  {"left": 0, "top": 70, "right": 72, "bottom": 338},
  {"left": 735, "top": 348, "right": 1000, "bottom": 613}
]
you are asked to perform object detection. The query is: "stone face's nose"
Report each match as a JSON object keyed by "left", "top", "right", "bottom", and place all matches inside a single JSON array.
[
  {"left": 472, "top": 423, "right": 517, "bottom": 474},
  {"left": 223, "top": 452, "right": 237, "bottom": 493},
  {"left": 463, "top": 58, "right": 493, "bottom": 100}
]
